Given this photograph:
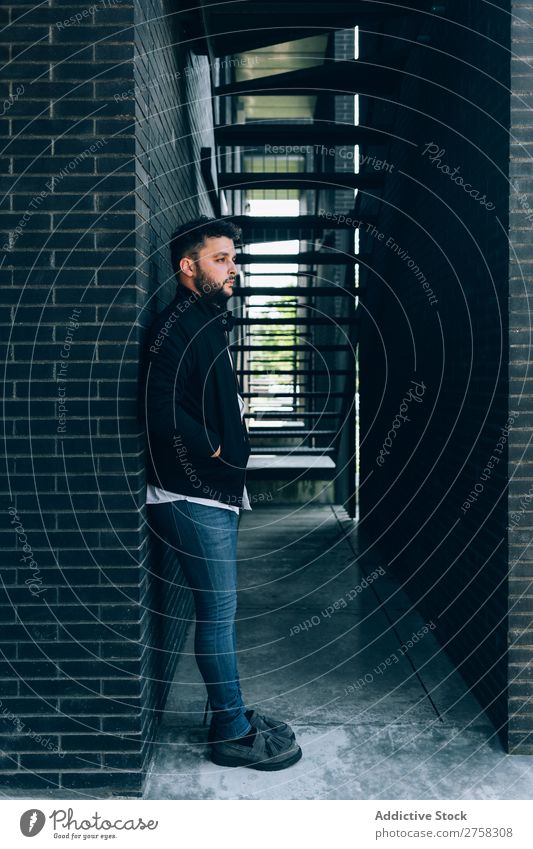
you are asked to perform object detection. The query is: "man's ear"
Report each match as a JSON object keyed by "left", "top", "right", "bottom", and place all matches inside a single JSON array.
[{"left": 179, "top": 255, "right": 196, "bottom": 278}]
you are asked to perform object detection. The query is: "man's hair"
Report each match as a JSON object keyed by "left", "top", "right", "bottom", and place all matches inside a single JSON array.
[{"left": 170, "top": 216, "right": 242, "bottom": 277}]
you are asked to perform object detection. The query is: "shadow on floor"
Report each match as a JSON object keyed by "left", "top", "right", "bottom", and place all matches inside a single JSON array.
[{"left": 144, "top": 505, "right": 533, "bottom": 800}]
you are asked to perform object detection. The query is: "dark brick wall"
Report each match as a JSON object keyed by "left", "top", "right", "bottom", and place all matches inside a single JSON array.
[
  {"left": 0, "top": 0, "right": 215, "bottom": 793},
  {"left": 508, "top": 0, "right": 533, "bottom": 753},
  {"left": 134, "top": 0, "right": 216, "bottom": 738},
  {"left": 358, "top": 2, "right": 513, "bottom": 745},
  {"left": 309, "top": 29, "right": 357, "bottom": 509}
]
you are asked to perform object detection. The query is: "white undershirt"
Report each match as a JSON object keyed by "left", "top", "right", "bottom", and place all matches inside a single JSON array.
[{"left": 145, "top": 350, "right": 251, "bottom": 513}]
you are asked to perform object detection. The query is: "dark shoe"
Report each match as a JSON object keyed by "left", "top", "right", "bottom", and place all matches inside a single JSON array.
[
  {"left": 246, "top": 709, "right": 296, "bottom": 741},
  {"left": 210, "top": 727, "right": 302, "bottom": 771},
  {"left": 208, "top": 709, "right": 295, "bottom": 744}
]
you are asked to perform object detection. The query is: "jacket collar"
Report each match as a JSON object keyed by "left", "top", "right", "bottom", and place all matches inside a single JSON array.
[{"left": 174, "top": 283, "right": 235, "bottom": 331}]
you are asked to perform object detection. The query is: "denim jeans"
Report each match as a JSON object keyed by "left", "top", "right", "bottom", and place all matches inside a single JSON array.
[{"left": 146, "top": 499, "right": 252, "bottom": 741}]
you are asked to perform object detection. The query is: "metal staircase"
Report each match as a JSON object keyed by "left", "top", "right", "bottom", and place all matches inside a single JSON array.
[{"left": 185, "top": 0, "right": 430, "bottom": 515}]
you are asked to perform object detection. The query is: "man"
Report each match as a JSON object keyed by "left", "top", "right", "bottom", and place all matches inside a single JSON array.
[{"left": 142, "top": 216, "right": 302, "bottom": 770}]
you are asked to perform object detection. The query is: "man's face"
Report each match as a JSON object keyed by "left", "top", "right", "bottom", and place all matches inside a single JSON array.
[{"left": 189, "top": 236, "right": 238, "bottom": 302}]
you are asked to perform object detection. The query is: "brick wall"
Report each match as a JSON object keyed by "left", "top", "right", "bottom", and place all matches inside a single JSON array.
[
  {"left": 134, "top": 0, "right": 215, "bottom": 740},
  {"left": 316, "top": 29, "right": 356, "bottom": 509},
  {"left": 508, "top": 0, "right": 533, "bottom": 753},
  {"left": 0, "top": 0, "right": 214, "bottom": 793},
  {"left": 358, "top": 2, "right": 513, "bottom": 744}
]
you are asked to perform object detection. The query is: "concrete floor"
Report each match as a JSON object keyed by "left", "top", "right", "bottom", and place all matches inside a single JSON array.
[{"left": 144, "top": 505, "right": 533, "bottom": 800}]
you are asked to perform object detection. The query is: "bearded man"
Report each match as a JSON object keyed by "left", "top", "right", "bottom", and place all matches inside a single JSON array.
[{"left": 142, "top": 216, "right": 301, "bottom": 771}]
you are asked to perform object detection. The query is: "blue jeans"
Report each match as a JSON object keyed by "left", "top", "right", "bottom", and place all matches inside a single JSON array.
[{"left": 146, "top": 499, "right": 252, "bottom": 741}]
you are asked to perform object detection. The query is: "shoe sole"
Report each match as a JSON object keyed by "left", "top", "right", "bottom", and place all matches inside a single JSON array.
[
  {"left": 208, "top": 730, "right": 295, "bottom": 745},
  {"left": 210, "top": 745, "right": 302, "bottom": 771}
]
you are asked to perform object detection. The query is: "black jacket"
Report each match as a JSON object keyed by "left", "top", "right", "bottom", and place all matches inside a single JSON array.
[{"left": 140, "top": 283, "right": 250, "bottom": 507}]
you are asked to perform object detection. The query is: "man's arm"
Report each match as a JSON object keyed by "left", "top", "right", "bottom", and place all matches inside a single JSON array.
[{"left": 143, "top": 327, "right": 220, "bottom": 458}]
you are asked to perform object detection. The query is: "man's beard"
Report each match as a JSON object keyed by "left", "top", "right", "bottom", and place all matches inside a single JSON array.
[{"left": 196, "top": 269, "right": 232, "bottom": 308}]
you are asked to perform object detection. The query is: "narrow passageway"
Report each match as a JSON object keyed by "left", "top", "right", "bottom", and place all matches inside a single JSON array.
[
  {"left": 145, "top": 507, "right": 533, "bottom": 800},
  {"left": 1, "top": 1, "right": 530, "bottom": 798}
]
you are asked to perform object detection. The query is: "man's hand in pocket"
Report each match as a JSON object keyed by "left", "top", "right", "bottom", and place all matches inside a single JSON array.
[{"left": 211, "top": 445, "right": 221, "bottom": 458}]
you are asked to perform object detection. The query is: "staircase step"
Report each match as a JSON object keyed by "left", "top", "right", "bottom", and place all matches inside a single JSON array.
[
  {"left": 241, "top": 391, "right": 346, "bottom": 397},
  {"left": 220, "top": 172, "right": 384, "bottom": 190},
  {"left": 250, "top": 447, "right": 334, "bottom": 454},
  {"left": 238, "top": 369, "right": 351, "bottom": 375},
  {"left": 236, "top": 251, "right": 369, "bottom": 265},
  {"left": 215, "top": 61, "right": 401, "bottom": 98},
  {"left": 233, "top": 286, "right": 357, "bottom": 296},
  {"left": 231, "top": 344, "right": 356, "bottom": 351},
  {"left": 233, "top": 214, "right": 370, "bottom": 232},
  {"left": 245, "top": 411, "right": 341, "bottom": 418},
  {"left": 249, "top": 429, "right": 336, "bottom": 437},
  {"left": 247, "top": 453, "right": 336, "bottom": 479},
  {"left": 216, "top": 123, "right": 391, "bottom": 146},
  {"left": 235, "top": 316, "right": 357, "bottom": 325},
  {"left": 194, "top": 4, "right": 422, "bottom": 57}
]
